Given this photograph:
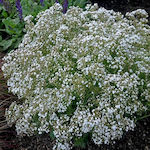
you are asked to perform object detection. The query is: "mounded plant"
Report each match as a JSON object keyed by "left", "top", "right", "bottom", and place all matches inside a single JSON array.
[{"left": 2, "top": 3, "right": 150, "bottom": 150}]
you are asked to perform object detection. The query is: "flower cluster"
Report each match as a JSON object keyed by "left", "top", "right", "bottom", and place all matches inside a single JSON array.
[
  {"left": 2, "top": 3, "right": 150, "bottom": 150},
  {"left": 16, "top": 0, "right": 23, "bottom": 20},
  {"left": 0, "top": 0, "right": 11, "bottom": 12},
  {"left": 0, "top": 0, "right": 3, "bottom": 4}
]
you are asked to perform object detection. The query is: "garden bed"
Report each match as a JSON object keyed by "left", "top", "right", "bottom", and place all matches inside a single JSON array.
[
  {"left": 0, "top": 52, "right": 150, "bottom": 149},
  {"left": 16, "top": 116, "right": 150, "bottom": 150},
  {"left": 0, "top": 0, "right": 150, "bottom": 150}
]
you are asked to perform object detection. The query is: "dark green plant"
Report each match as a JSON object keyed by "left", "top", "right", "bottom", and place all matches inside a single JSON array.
[
  {"left": 0, "top": 0, "right": 89, "bottom": 52},
  {"left": 74, "top": 132, "right": 92, "bottom": 149},
  {"left": 0, "top": 7, "right": 24, "bottom": 52}
]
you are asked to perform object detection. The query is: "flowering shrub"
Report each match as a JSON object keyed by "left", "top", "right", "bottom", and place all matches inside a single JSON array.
[{"left": 2, "top": 3, "right": 150, "bottom": 150}]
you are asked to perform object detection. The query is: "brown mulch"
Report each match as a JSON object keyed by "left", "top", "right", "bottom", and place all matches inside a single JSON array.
[{"left": 0, "top": 52, "right": 18, "bottom": 149}]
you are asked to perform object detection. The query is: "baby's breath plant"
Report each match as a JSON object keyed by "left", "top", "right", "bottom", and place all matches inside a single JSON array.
[{"left": 2, "top": 3, "right": 150, "bottom": 150}]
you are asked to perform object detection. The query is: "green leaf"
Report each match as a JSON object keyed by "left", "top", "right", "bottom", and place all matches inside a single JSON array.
[
  {"left": 2, "top": 18, "right": 22, "bottom": 35},
  {"left": 13, "top": 36, "right": 23, "bottom": 49},
  {"left": 49, "top": 130, "right": 55, "bottom": 140},
  {"left": 74, "top": 132, "right": 92, "bottom": 148},
  {"left": 32, "top": 112, "right": 41, "bottom": 128},
  {"left": 0, "top": 29, "right": 6, "bottom": 32},
  {"left": 2, "top": 10, "right": 8, "bottom": 18},
  {"left": 73, "top": 0, "right": 88, "bottom": 8},
  {"left": 74, "top": 137, "right": 86, "bottom": 148},
  {"left": 0, "top": 36, "right": 2, "bottom": 41},
  {"left": 64, "top": 99, "right": 78, "bottom": 117},
  {"left": 0, "top": 38, "right": 16, "bottom": 51}
]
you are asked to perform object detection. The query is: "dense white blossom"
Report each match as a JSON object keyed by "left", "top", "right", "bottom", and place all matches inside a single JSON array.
[{"left": 2, "top": 3, "right": 150, "bottom": 150}]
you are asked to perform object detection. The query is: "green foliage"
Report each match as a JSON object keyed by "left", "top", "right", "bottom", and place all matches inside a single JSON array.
[
  {"left": 0, "top": 0, "right": 51, "bottom": 52},
  {"left": 0, "top": 3, "right": 22, "bottom": 52},
  {"left": 0, "top": 0, "right": 89, "bottom": 52},
  {"left": 68, "top": 0, "right": 89, "bottom": 8},
  {"left": 74, "top": 132, "right": 91, "bottom": 148},
  {"left": 49, "top": 130, "right": 55, "bottom": 140},
  {"left": 32, "top": 112, "right": 41, "bottom": 128},
  {"left": 0, "top": 13, "right": 24, "bottom": 51},
  {"left": 21, "top": 0, "right": 53, "bottom": 17}
]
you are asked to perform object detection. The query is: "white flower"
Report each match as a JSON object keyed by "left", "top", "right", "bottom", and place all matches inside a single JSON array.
[{"left": 2, "top": 3, "right": 150, "bottom": 150}]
